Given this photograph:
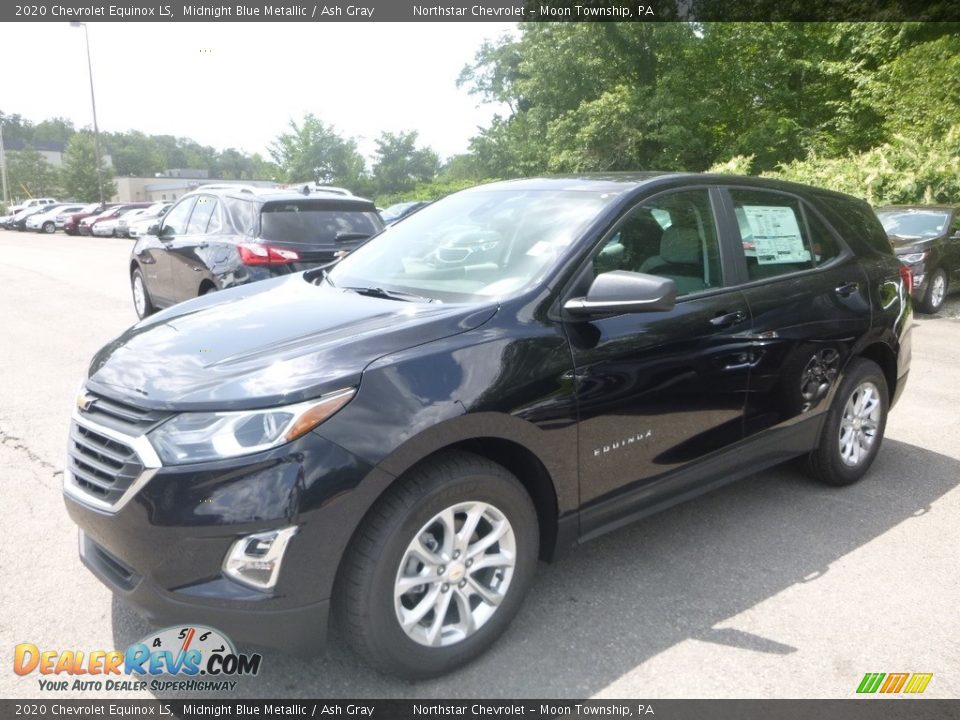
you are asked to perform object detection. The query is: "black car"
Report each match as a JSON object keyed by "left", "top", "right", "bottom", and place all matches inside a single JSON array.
[
  {"left": 65, "top": 174, "right": 911, "bottom": 679},
  {"left": 129, "top": 185, "right": 384, "bottom": 318},
  {"left": 875, "top": 205, "right": 960, "bottom": 314}
]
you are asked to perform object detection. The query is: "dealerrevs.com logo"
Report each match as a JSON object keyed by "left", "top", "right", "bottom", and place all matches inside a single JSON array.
[{"left": 14, "top": 625, "right": 262, "bottom": 692}]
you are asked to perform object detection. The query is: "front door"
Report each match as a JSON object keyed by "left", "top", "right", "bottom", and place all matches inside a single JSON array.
[{"left": 565, "top": 188, "right": 753, "bottom": 523}]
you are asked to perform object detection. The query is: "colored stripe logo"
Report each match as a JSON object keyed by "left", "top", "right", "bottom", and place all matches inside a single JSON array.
[{"left": 857, "top": 672, "right": 933, "bottom": 694}]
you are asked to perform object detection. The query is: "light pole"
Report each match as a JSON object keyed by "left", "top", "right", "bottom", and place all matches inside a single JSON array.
[
  {"left": 0, "top": 118, "right": 8, "bottom": 206},
  {"left": 70, "top": 21, "right": 105, "bottom": 204}
]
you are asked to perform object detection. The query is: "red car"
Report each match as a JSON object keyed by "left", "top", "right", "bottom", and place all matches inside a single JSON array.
[
  {"left": 63, "top": 203, "right": 118, "bottom": 236},
  {"left": 77, "top": 203, "right": 152, "bottom": 236}
]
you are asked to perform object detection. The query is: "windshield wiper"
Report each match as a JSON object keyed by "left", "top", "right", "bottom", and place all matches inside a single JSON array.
[
  {"left": 342, "top": 286, "right": 434, "bottom": 303},
  {"left": 335, "top": 232, "right": 371, "bottom": 243}
]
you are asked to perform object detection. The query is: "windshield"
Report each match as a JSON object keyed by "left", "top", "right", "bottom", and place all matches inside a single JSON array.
[
  {"left": 876, "top": 210, "right": 950, "bottom": 240},
  {"left": 259, "top": 201, "right": 381, "bottom": 245},
  {"left": 328, "top": 188, "right": 617, "bottom": 303}
]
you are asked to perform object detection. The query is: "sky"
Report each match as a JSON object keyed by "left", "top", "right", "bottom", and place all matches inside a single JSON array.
[{"left": 0, "top": 22, "right": 517, "bottom": 163}]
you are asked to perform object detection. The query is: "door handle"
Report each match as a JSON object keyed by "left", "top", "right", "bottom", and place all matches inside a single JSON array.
[
  {"left": 710, "top": 310, "right": 747, "bottom": 328},
  {"left": 834, "top": 281, "right": 859, "bottom": 297}
]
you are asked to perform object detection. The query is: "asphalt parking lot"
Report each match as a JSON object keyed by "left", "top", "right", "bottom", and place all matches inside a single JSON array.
[{"left": 1, "top": 230, "right": 958, "bottom": 700}]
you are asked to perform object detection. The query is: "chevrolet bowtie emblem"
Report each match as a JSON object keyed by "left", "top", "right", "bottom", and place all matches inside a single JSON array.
[{"left": 77, "top": 394, "right": 97, "bottom": 412}]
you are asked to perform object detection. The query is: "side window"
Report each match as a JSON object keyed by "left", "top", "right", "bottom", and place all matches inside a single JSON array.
[
  {"left": 159, "top": 197, "right": 197, "bottom": 237},
  {"left": 592, "top": 189, "right": 722, "bottom": 297},
  {"left": 805, "top": 208, "right": 842, "bottom": 265},
  {"left": 186, "top": 196, "right": 219, "bottom": 234},
  {"left": 730, "top": 189, "right": 816, "bottom": 281}
]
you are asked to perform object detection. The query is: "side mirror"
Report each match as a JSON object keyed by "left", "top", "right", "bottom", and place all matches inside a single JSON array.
[
  {"left": 564, "top": 270, "right": 677, "bottom": 317},
  {"left": 147, "top": 223, "right": 161, "bottom": 237}
]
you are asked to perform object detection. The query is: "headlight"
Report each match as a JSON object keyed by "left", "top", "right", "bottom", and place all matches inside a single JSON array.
[
  {"left": 899, "top": 252, "right": 926, "bottom": 264},
  {"left": 148, "top": 387, "right": 355, "bottom": 465}
]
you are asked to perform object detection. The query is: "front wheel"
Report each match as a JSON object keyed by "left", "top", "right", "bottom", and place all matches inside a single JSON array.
[
  {"left": 335, "top": 451, "right": 539, "bottom": 679},
  {"left": 42, "top": 221, "right": 56, "bottom": 234},
  {"left": 806, "top": 358, "right": 888, "bottom": 486},
  {"left": 918, "top": 267, "right": 948, "bottom": 314}
]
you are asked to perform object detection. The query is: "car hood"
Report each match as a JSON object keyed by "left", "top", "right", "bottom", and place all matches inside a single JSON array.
[
  {"left": 890, "top": 237, "right": 935, "bottom": 255},
  {"left": 87, "top": 274, "right": 498, "bottom": 411}
]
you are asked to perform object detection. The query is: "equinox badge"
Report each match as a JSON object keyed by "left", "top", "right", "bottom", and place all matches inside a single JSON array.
[{"left": 594, "top": 430, "right": 653, "bottom": 457}]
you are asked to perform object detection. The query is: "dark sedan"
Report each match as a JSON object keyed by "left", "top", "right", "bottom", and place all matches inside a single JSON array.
[{"left": 876, "top": 205, "right": 960, "bottom": 313}]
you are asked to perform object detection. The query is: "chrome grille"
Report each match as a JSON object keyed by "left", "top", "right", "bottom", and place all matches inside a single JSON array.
[
  {"left": 78, "top": 392, "right": 171, "bottom": 435},
  {"left": 64, "top": 412, "right": 162, "bottom": 512}
]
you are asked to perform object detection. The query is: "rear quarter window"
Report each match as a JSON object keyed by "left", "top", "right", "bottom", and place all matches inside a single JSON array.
[{"left": 815, "top": 194, "right": 893, "bottom": 256}]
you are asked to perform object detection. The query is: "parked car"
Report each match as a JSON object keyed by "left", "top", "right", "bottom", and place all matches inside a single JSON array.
[
  {"left": 92, "top": 206, "right": 154, "bottom": 238},
  {"left": 79, "top": 203, "right": 152, "bottom": 236},
  {"left": 26, "top": 204, "right": 88, "bottom": 233},
  {"left": 65, "top": 174, "right": 910, "bottom": 679},
  {"left": 875, "top": 205, "right": 960, "bottom": 314},
  {"left": 380, "top": 200, "right": 431, "bottom": 226},
  {"left": 125, "top": 202, "right": 172, "bottom": 239},
  {"left": 64, "top": 203, "right": 118, "bottom": 235},
  {"left": 128, "top": 186, "right": 383, "bottom": 319},
  {"left": 8, "top": 197, "right": 58, "bottom": 214},
  {"left": 6, "top": 204, "right": 62, "bottom": 231}
]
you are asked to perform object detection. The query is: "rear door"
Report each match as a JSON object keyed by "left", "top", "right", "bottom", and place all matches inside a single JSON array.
[
  {"left": 720, "top": 186, "right": 871, "bottom": 441},
  {"left": 566, "top": 187, "right": 754, "bottom": 529}
]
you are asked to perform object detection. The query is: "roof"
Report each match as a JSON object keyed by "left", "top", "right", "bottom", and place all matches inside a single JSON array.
[
  {"left": 465, "top": 172, "right": 870, "bottom": 203},
  {"left": 5, "top": 139, "right": 66, "bottom": 153},
  {"left": 192, "top": 185, "right": 377, "bottom": 206},
  {"left": 875, "top": 205, "right": 956, "bottom": 212}
]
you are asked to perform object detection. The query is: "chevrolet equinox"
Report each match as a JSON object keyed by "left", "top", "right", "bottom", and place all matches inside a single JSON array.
[{"left": 65, "top": 174, "right": 912, "bottom": 679}]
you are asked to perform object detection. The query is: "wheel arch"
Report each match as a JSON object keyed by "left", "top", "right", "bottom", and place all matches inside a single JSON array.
[{"left": 857, "top": 341, "right": 898, "bottom": 402}]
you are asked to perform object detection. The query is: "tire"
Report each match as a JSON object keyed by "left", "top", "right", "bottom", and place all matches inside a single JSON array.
[
  {"left": 335, "top": 451, "right": 539, "bottom": 679},
  {"left": 806, "top": 358, "right": 888, "bottom": 486},
  {"left": 42, "top": 221, "right": 55, "bottom": 234},
  {"left": 918, "top": 267, "right": 948, "bottom": 314},
  {"left": 131, "top": 268, "right": 156, "bottom": 319}
]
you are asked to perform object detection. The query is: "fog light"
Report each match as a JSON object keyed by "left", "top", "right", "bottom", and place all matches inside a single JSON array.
[
  {"left": 223, "top": 526, "right": 298, "bottom": 591},
  {"left": 913, "top": 273, "right": 924, "bottom": 287}
]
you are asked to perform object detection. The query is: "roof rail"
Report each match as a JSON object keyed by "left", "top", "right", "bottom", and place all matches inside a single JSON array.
[
  {"left": 195, "top": 183, "right": 261, "bottom": 194},
  {"left": 282, "top": 182, "right": 355, "bottom": 197}
]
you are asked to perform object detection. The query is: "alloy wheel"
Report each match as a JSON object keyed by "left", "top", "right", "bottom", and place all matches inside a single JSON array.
[
  {"left": 930, "top": 273, "right": 946, "bottom": 310},
  {"left": 838, "top": 381, "right": 881, "bottom": 467},
  {"left": 394, "top": 501, "right": 516, "bottom": 648},
  {"left": 132, "top": 274, "right": 146, "bottom": 317}
]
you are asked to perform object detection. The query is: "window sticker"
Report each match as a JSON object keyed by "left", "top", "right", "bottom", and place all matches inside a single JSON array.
[{"left": 742, "top": 205, "right": 811, "bottom": 264}]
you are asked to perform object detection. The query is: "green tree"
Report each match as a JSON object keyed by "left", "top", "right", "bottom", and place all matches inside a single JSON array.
[
  {"left": 107, "top": 131, "right": 164, "bottom": 176},
  {"left": 7, "top": 145, "right": 60, "bottom": 197},
  {"left": 269, "top": 114, "right": 367, "bottom": 188},
  {"left": 60, "top": 132, "right": 116, "bottom": 202},
  {"left": 32, "top": 117, "right": 75, "bottom": 145},
  {"left": 865, "top": 34, "right": 960, "bottom": 142},
  {"left": 371, "top": 131, "right": 440, "bottom": 195}
]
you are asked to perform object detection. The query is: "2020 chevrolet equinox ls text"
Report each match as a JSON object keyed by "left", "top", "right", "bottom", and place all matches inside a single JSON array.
[{"left": 65, "top": 174, "right": 911, "bottom": 679}]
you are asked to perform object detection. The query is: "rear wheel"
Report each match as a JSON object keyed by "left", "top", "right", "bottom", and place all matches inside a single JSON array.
[
  {"left": 806, "top": 358, "right": 888, "bottom": 486},
  {"left": 335, "top": 451, "right": 539, "bottom": 679},
  {"left": 131, "top": 268, "right": 156, "bottom": 319},
  {"left": 918, "top": 267, "right": 948, "bottom": 314}
]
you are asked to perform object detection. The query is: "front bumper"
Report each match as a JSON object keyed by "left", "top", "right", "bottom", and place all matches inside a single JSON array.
[
  {"left": 64, "top": 409, "right": 386, "bottom": 653},
  {"left": 78, "top": 529, "right": 330, "bottom": 653}
]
